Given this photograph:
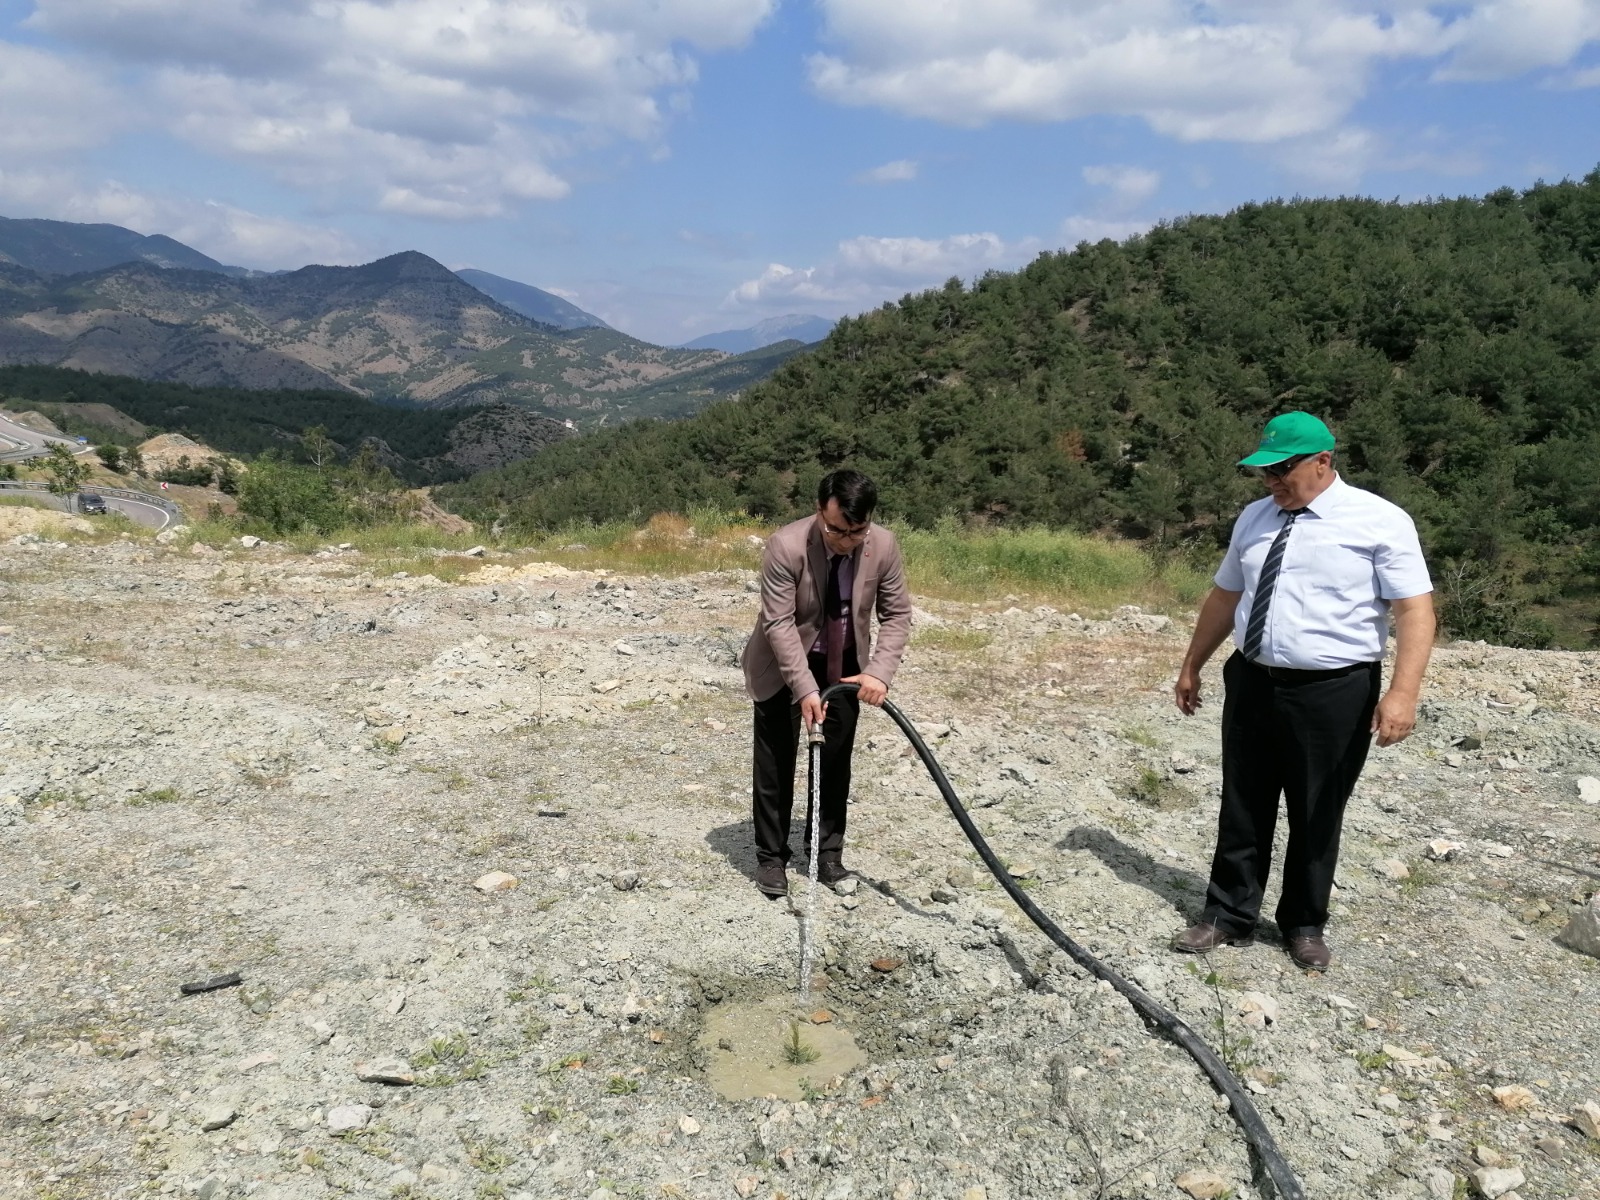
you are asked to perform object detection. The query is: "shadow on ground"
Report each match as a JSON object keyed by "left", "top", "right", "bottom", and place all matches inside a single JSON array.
[
  {"left": 1057, "top": 825, "right": 1291, "bottom": 943},
  {"left": 1058, "top": 825, "right": 1211, "bottom": 923},
  {"left": 705, "top": 819, "right": 761, "bottom": 886},
  {"left": 706, "top": 819, "right": 961, "bottom": 927}
]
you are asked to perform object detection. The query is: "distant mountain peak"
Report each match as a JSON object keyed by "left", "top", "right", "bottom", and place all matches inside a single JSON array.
[
  {"left": 455, "top": 268, "right": 610, "bottom": 331},
  {"left": 374, "top": 249, "right": 458, "bottom": 275},
  {"left": 0, "top": 214, "right": 249, "bottom": 277},
  {"left": 679, "top": 313, "right": 835, "bottom": 354}
]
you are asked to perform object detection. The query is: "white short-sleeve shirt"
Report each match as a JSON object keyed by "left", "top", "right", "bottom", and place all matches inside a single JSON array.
[{"left": 1215, "top": 474, "right": 1432, "bottom": 669}]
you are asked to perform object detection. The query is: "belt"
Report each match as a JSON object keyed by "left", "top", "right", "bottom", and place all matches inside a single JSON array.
[{"left": 1247, "top": 658, "right": 1378, "bottom": 684}]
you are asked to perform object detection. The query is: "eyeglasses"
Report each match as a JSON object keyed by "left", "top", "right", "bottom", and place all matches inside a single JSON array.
[
  {"left": 1257, "top": 454, "right": 1312, "bottom": 480},
  {"left": 822, "top": 519, "right": 870, "bottom": 540}
]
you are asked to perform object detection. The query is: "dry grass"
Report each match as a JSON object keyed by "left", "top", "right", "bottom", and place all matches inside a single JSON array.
[{"left": 172, "top": 505, "right": 1210, "bottom": 618}]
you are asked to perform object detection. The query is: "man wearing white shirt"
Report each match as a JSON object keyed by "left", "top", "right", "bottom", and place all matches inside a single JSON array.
[{"left": 1173, "top": 412, "right": 1436, "bottom": 970}]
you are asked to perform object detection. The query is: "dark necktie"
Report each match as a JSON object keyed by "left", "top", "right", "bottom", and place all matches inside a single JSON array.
[
  {"left": 824, "top": 554, "right": 844, "bottom": 685},
  {"left": 1243, "top": 508, "right": 1307, "bottom": 663}
]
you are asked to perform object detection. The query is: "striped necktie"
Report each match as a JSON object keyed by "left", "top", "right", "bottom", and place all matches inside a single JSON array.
[{"left": 1243, "top": 507, "right": 1308, "bottom": 663}]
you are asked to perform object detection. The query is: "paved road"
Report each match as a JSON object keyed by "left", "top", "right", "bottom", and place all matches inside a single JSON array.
[
  {"left": 1, "top": 413, "right": 173, "bottom": 530},
  {"left": 0, "top": 412, "right": 82, "bottom": 464},
  {"left": 1, "top": 486, "right": 175, "bottom": 531}
]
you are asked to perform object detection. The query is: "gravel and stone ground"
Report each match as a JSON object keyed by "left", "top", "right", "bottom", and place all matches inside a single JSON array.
[{"left": 3, "top": 529, "right": 1599, "bottom": 1200}]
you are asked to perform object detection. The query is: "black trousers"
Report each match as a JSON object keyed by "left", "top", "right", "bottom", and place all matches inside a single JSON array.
[
  {"left": 1202, "top": 652, "right": 1381, "bottom": 939},
  {"left": 751, "top": 650, "right": 860, "bottom": 868}
]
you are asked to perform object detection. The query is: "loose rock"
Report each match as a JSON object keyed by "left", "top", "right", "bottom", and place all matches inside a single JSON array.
[
  {"left": 1556, "top": 896, "right": 1600, "bottom": 959},
  {"left": 327, "top": 1104, "right": 372, "bottom": 1133},
  {"left": 1470, "top": 1166, "right": 1526, "bottom": 1198},
  {"left": 1174, "top": 1169, "right": 1232, "bottom": 1199},
  {"left": 1492, "top": 1085, "right": 1537, "bottom": 1112},
  {"left": 355, "top": 1057, "right": 414, "bottom": 1085}
]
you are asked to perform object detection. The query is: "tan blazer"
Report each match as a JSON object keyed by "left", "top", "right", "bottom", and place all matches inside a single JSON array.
[{"left": 743, "top": 515, "right": 913, "bottom": 703}]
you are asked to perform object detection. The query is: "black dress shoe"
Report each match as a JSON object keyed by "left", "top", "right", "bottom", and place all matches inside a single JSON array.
[
  {"left": 755, "top": 861, "right": 788, "bottom": 898},
  {"left": 816, "top": 859, "right": 852, "bottom": 887},
  {"left": 1172, "top": 921, "right": 1254, "bottom": 953},
  {"left": 1286, "top": 934, "right": 1331, "bottom": 970}
]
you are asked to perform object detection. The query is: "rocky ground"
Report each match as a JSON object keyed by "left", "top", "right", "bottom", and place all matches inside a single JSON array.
[{"left": 2, "top": 527, "right": 1599, "bottom": 1200}]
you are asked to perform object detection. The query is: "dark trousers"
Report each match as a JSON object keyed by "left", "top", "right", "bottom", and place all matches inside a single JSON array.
[
  {"left": 751, "top": 650, "right": 860, "bottom": 868},
  {"left": 1203, "top": 652, "right": 1381, "bottom": 940}
]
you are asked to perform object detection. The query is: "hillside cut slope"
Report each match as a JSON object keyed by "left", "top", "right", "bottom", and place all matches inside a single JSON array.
[{"left": 0, "top": 251, "right": 724, "bottom": 423}]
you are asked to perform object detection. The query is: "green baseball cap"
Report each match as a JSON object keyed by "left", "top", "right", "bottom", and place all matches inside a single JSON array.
[{"left": 1238, "top": 411, "right": 1335, "bottom": 466}]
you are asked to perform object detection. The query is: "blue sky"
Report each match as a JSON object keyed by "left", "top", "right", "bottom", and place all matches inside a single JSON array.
[{"left": 2, "top": 0, "right": 1598, "bottom": 345}]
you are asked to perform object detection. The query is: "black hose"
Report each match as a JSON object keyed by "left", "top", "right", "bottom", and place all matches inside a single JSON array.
[{"left": 817, "top": 683, "right": 1307, "bottom": 1200}]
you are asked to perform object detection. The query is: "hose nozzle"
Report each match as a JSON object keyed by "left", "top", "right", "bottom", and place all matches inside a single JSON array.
[{"left": 806, "top": 723, "right": 826, "bottom": 746}]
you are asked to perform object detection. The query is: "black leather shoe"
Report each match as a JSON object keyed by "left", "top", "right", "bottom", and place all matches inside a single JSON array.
[
  {"left": 1286, "top": 934, "right": 1331, "bottom": 970},
  {"left": 816, "top": 859, "right": 852, "bottom": 887},
  {"left": 755, "top": 861, "right": 788, "bottom": 898},
  {"left": 1172, "top": 921, "right": 1254, "bottom": 953}
]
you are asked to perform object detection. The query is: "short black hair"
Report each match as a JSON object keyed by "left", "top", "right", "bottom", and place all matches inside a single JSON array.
[{"left": 816, "top": 469, "right": 878, "bottom": 525}]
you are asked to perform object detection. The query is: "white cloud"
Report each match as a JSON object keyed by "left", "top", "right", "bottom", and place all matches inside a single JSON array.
[
  {"left": 1082, "top": 164, "right": 1161, "bottom": 209},
  {"left": 1272, "top": 127, "right": 1383, "bottom": 187},
  {"left": 21, "top": 0, "right": 777, "bottom": 217},
  {"left": 1272, "top": 125, "right": 1487, "bottom": 186},
  {"left": 0, "top": 41, "right": 128, "bottom": 156},
  {"left": 1059, "top": 215, "right": 1153, "bottom": 245},
  {"left": 1432, "top": 0, "right": 1600, "bottom": 81},
  {"left": 728, "top": 231, "right": 1039, "bottom": 308},
  {"left": 856, "top": 158, "right": 920, "bottom": 184},
  {"left": 808, "top": 1, "right": 1600, "bottom": 144}
]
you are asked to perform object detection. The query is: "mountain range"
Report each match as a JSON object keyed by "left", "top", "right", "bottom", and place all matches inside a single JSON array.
[
  {"left": 679, "top": 313, "right": 835, "bottom": 353},
  {"left": 0, "top": 249, "right": 737, "bottom": 424},
  {"left": 0, "top": 216, "right": 253, "bottom": 278},
  {"left": 0, "top": 215, "right": 818, "bottom": 428}
]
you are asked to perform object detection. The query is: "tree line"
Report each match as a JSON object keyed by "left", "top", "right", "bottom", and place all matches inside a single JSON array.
[
  {"left": 440, "top": 171, "right": 1600, "bottom": 646},
  {"left": 0, "top": 365, "right": 467, "bottom": 481}
]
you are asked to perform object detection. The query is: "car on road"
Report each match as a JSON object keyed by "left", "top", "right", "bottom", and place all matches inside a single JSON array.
[{"left": 78, "top": 493, "right": 109, "bottom": 515}]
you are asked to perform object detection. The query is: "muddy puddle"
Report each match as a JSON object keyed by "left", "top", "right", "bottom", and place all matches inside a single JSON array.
[{"left": 697, "top": 993, "right": 867, "bottom": 1101}]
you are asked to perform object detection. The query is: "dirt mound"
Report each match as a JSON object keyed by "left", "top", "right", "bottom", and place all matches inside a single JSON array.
[
  {"left": 0, "top": 501, "right": 92, "bottom": 536},
  {"left": 408, "top": 489, "right": 473, "bottom": 535},
  {"left": 134, "top": 432, "right": 227, "bottom": 473}
]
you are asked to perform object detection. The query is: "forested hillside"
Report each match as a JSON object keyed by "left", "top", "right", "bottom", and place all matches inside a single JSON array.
[
  {"left": 0, "top": 365, "right": 572, "bottom": 481},
  {"left": 441, "top": 172, "right": 1600, "bottom": 644}
]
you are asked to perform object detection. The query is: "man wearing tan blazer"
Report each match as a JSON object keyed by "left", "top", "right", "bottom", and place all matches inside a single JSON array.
[{"left": 743, "top": 469, "right": 913, "bottom": 898}]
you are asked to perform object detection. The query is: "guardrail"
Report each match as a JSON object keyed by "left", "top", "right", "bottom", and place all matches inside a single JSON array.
[{"left": 0, "top": 479, "right": 184, "bottom": 519}]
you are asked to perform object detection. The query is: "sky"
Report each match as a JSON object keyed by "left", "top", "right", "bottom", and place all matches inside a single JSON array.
[{"left": 2, "top": 1, "right": 1599, "bottom": 346}]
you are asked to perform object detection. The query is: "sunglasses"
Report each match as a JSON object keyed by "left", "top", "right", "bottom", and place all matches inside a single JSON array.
[
  {"left": 821, "top": 519, "right": 870, "bottom": 540},
  {"left": 1257, "top": 453, "right": 1313, "bottom": 480}
]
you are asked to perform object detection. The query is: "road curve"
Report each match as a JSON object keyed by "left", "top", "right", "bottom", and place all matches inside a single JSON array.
[
  {"left": 0, "top": 411, "right": 82, "bottom": 464},
  {"left": 0, "top": 486, "right": 175, "bottom": 531}
]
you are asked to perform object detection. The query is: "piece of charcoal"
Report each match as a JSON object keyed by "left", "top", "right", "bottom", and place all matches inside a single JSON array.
[
  {"left": 180, "top": 973, "right": 243, "bottom": 995},
  {"left": 536, "top": 809, "right": 568, "bottom": 818}
]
